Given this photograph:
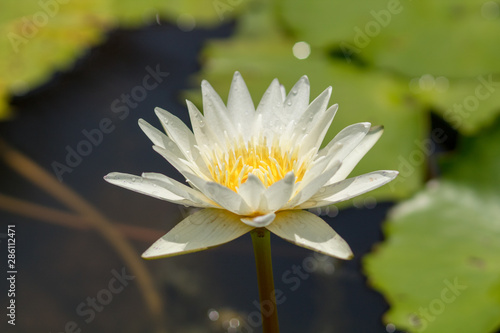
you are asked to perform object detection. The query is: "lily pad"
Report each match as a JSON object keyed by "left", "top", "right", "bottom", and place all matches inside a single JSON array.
[
  {"left": 0, "top": 0, "right": 111, "bottom": 97},
  {"left": 411, "top": 74, "right": 500, "bottom": 135},
  {"left": 110, "top": 0, "right": 243, "bottom": 27},
  {"left": 279, "top": 0, "right": 500, "bottom": 78},
  {"left": 364, "top": 122, "right": 500, "bottom": 332}
]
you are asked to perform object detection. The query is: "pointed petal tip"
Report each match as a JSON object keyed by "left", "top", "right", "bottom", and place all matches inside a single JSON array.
[
  {"left": 370, "top": 124, "right": 384, "bottom": 133},
  {"left": 284, "top": 171, "right": 296, "bottom": 183},
  {"left": 103, "top": 172, "right": 120, "bottom": 181}
]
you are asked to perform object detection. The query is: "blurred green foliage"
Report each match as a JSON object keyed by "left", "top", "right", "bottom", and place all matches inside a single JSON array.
[
  {"left": 0, "top": 0, "right": 241, "bottom": 118},
  {"left": 1, "top": 0, "right": 500, "bottom": 332},
  {"left": 364, "top": 122, "right": 500, "bottom": 332}
]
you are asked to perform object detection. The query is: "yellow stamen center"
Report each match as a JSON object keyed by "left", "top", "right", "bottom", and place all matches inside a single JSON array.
[{"left": 205, "top": 137, "right": 309, "bottom": 191}]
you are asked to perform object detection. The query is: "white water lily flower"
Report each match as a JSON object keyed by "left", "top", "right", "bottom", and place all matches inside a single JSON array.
[{"left": 104, "top": 72, "right": 398, "bottom": 260}]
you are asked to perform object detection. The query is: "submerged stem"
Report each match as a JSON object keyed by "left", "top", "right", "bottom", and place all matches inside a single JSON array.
[{"left": 251, "top": 228, "right": 280, "bottom": 333}]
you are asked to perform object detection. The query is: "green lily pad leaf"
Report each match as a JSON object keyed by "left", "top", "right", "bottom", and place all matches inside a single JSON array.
[
  {"left": 184, "top": 34, "right": 427, "bottom": 201},
  {"left": 411, "top": 74, "right": 500, "bottom": 135},
  {"left": 0, "top": 0, "right": 111, "bottom": 96},
  {"left": 110, "top": 0, "right": 246, "bottom": 27},
  {"left": 278, "top": 0, "right": 388, "bottom": 48},
  {"left": 280, "top": 0, "right": 500, "bottom": 78},
  {"left": 364, "top": 123, "right": 500, "bottom": 332}
]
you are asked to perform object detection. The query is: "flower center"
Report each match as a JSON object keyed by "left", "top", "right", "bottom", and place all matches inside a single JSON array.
[{"left": 205, "top": 137, "right": 309, "bottom": 191}]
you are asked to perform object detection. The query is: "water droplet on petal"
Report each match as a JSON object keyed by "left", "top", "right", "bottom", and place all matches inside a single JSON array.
[
  {"left": 131, "top": 178, "right": 136, "bottom": 182},
  {"left": 292, "top": 89, "right": 298, "bottom": 95},
  {"left": 287, "top": 101, "right": 292, "bottom": 106},
  {"left": 318, "top": 187, "right": 326, "bottom": 193}
]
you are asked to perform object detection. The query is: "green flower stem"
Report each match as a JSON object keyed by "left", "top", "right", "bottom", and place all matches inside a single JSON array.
[{"left": 251, "top": 228, "right": 280, "bottom": 333}]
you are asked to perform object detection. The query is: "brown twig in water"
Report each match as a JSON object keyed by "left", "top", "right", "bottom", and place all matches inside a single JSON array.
[{"left": 0, "top": 139, "right": 167, "bottom": 333}]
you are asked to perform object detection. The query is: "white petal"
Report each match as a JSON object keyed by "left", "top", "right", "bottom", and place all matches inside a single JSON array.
[
  {"left": 142, "top": 208, "right": 252, "bottom": 259},
  {"left": 186, "top": 100, "right": 221, "bottom": 151},
  {"left": 285, "top": 160, "right": 342, "bottom": 208},
  {"left": 227, "top": 72, "right": 255, "bottom": 139},
  {"left": 264, "top": 172, "right": 296, "bottom": 211},
  {"left": 241, "top": 213, "right": 276, "bottom": 228},
  {"left": 201, "top": 80, "right": 235, "bottom": 141},
  {"left": 104, "top": 172, "right": 197, "bottom": 206},
  {"left": 318, "top": 122, "right": 371, "bottom": 160},
  {"left": 297, "top": 170, "right": 399, "bottom": 209},
  {"left": 285, "top": 87, "right": 332, "bottom": 141},
  {"left": 296, "top": 103, "right": 338, "bottom": 155},
  {"left": 152, "top": 145, "right": 198, "bottom": 177},
  {"left": 237, "top": 173, "right": 266, "bottom": 211},
  {"left": 255, "top": 79, "right": 285, "bottom": 140},
  {"left": 184, "top": 172, "right": 253, "bottom": 215},
  {"left": 266, "top": 210, "right": 353, "bottom": 259},
  {"left": 154, "top": 108, "right": 196, "bottom": 158},
  {"left": 329, "top": 125, "right": 384, "bottom": 183},
  {"left": 138, "top": 119, "right": 171, "bottom": 149},
  {"left": 284, "top": 75, "right": 310, "bottom": 117},
  {"left": 141, "top": 172, "right": 217, "bottom": 207}
]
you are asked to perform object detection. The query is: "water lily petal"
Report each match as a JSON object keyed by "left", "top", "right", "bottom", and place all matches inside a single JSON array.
[
  {"left": 237, "top": 173, "right": 266, "bottom": 211},
  {"left": 154, "top": 108, "right": 196, "bottom": 158},
  {"left": 297, "top": 170, "right": 399, "bottom": 209},
  {"left": 318, "top": 122, "right": 371, "bottom": 161},
  {"left": 227, "top": 71, "right": 255, "bottom": 139},
  {"left": 284, "top": 75, "right": 310, "bottom": 117},
  {"left": 152, "top": 145, "right": 200, "bottom": 178},
  {"left": 264, "top": 171, "right": 296, "bottom": 212},
  {"left": 138, "top": 118, "right": 171, "bottom": 149},
  {"left": 285, "top": 160, "right": 342, "bottom": 208},
  {"left": 186, "top": 100, "right": 221, "bottom": 152},
  {"left": 241, "top": 213, "right": 276, "bottom": 228},
  {"left": 328, "top": 125, "right": 384, "bottom": 183},
  {"left": 104, "top": 172, "right": 202, "bottom": 207},
  {"left": 184, "top": 172, "right": 253, "bottom": 215},
  {"left": 256, "top": 78, "right": 285, "bottom": 140},
  {"left": 141, "top": 172, "right": 217, "bottom": 207},
  {"left": 296, "top": 103, "right": 338, "bottom": 155},
  {"left": 201, "top": 80, "right": 236, "bottom": 142},
  {"left": 142, "top": 208, "right": 253, "bottom": 259},
  {"left": 267, "top": 210, "right": 353, "bottom": 259}
]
